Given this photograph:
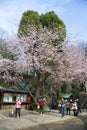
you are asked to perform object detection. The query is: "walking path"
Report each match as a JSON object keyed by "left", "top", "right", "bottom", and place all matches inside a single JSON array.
[{"left": 0, "top": 109, "right": 86, "bottom": 130}]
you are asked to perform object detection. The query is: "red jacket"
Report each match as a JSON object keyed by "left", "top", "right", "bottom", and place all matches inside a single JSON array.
[{"left": 39, "top": 99, "right": 44, "bottom": 106}]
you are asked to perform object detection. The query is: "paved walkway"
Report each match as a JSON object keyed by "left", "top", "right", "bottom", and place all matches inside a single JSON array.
[{"left": 0, "top": 109, "right": 86, "bottom": 130}]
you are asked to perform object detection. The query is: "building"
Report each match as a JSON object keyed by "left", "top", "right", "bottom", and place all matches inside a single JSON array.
[{"left": 0, "top": 86, "right": 31, "bottom": 110}]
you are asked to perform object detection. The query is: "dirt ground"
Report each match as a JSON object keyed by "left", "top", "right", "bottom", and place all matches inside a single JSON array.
[{"left": 21, "top": 115, "right": 87, "bottom": 130}]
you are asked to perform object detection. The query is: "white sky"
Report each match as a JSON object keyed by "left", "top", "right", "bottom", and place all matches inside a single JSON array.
[{"left": 0, "top": 0, "right": 87, "bottom": 41}]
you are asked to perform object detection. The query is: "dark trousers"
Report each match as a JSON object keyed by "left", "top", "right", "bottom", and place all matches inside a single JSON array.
[
  {"left": 66, "top": 108, "right": 70, "bottom": 115},
  {"left": 40, "top": 106, "right": 44, "bottom": 114},
  {"left": 73, "top": 109, "right": 79, "bottom": 116},
  {"left": 15, "top": 108, "right": 21, "bottom": 117},
  {"left": 78, "top": 106, "right": 82, "bottom": 113},
  {"left": 49, "top": 103, "right": 52, "bottom": 112}
]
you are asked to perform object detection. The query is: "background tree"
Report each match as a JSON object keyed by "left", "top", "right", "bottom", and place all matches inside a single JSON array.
[
  {"left": 40, "top": 11, "right": 66, "bottom": 45},
  {"left": 18, "top": 10, "right": 66, "bottom": 45},
  {"left": 0, "top": 29, "right": 15, "bottom": 60},
  {"left": 18, "top": 10, "right": 40, "bottom": 36},
  {"left": 0, "top": 30, "right": 16, "bottom": 87}
]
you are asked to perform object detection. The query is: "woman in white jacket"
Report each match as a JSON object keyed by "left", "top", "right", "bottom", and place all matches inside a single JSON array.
[{"left": 72, "top": 100, "right": 78, "bottom": 116}]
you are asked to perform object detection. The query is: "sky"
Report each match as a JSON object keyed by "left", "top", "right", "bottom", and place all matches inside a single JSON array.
[{"left": 0, "top": 0, "right": 87, "bottom": 41}]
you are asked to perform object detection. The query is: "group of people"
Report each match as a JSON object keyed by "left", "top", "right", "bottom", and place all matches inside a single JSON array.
[
  {"left": 37, "top": 96, "right": 82, "bottom": 117},
  {"left": 13, "top": 96, "right": 82, "bottom": 118},
  {"left": 14, "top": 96, "right": 46, "bottom": 117},
  {"left": 59, "top": 98, "right": 82, "bottom": 117},
  {"left": 38, "top": 96, "right": 54, "bottom": 115}
]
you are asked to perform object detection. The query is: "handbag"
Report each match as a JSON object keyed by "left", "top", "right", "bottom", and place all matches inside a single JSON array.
[
  {"left": 11, "top": 109, "right": 14, "bottom": 114},
  {"left": 37, "top": 105, "right": 40, "bottom": 109}
]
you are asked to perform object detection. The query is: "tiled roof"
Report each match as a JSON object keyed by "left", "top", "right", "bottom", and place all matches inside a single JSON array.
[
  {"left": 0, "top": 86, "right": 29, "bottom": 94},
  {"left": 62, "top": 93, "right": 73, "bottom": 98}
]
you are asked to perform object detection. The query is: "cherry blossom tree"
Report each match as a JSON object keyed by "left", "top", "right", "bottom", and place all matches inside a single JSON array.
[
  {"left": 12, "top": 26, "right": 66, "bottom": 97},
  {"left": 62, "top": 44, "right": 87, "bottom": 82},
  {"left": 0, "top": 25, "right": 87, "bottom": 100},
  {"left": 5, "top": 26, "right": 87, "bottom": 98},
  {"left": 0, "top": 32, "right": 16, "bottom": 86}
]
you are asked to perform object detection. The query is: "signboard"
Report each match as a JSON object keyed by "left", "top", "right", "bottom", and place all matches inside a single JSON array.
[
  {"left": 4, "top": 93, "right": 12, "bottom": 102},
  {"left": 3, "top": 93, "right": 28, "bottom": 103}
]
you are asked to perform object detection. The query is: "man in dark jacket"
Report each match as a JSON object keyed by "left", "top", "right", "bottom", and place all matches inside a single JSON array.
[{"left": 76, "top": 98, "right": 82, "bottom": 113}]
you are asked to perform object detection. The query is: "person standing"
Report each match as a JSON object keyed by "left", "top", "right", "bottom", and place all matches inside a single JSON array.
[
  {"left": 60, "top": 98, "right": 66, "bottom": 117},
  {"left": 15, "top": 98, "right": 22, "bottom": 118},
  {"left": 66, "top": 100, "right": 71, "bottom": 115},
  {"left": 39, "top": 97, "right": 45, "bottom": 115},
  {"left": 76, "top": 98, "right": 82, "bottom": 113},
  {"left": 72, "top": 100, "right": 78, "bottom": 116},
  {"left": 49, "top": 97, "right": 52, "bottom": 112}
]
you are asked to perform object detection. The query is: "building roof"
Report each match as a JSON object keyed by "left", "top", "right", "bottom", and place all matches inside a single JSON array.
[
  {"left": 62, "top": 93, "right": 73, "bottom": 99},
  {"left": 0, "top": 86, "right": 29, "bottom": 94}
]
